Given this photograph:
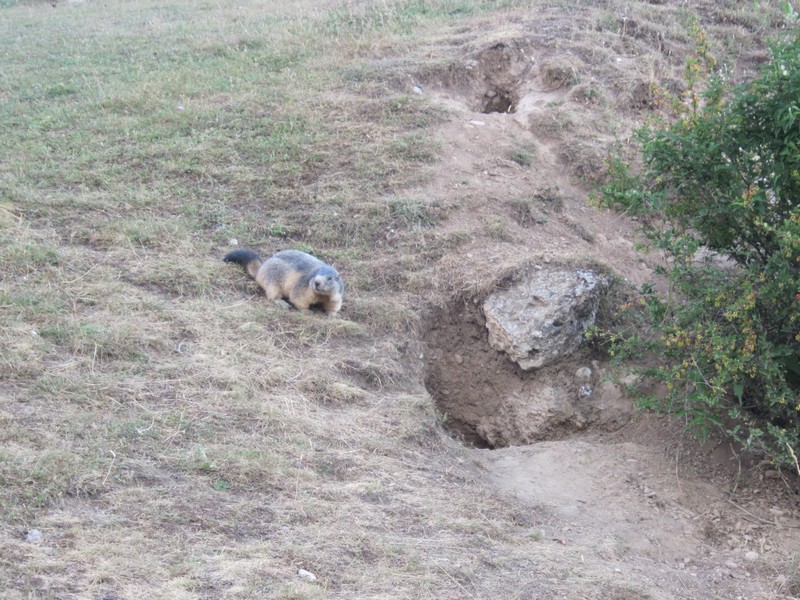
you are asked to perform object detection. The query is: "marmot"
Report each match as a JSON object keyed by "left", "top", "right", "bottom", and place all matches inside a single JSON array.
[{"left": 224, "top": 248, "right": 344, "bottom": 314}]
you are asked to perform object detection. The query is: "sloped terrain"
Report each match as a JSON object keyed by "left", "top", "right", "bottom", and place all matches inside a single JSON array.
[{"left": 1, "top": 0, "right": 799, "bottom": 598}]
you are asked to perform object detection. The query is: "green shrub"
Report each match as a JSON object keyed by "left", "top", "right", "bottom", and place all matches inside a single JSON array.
[{"left": 600, "top": 30, "right": 800, "bottom": 468}]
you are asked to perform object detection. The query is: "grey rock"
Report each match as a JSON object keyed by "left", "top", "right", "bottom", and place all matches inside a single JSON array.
[
  {"left": 24, "top": 529, "right": 43, "bottom": 544},
  {"left": 297, "top": 569, "right": 317, "bottom": 582},
  {"left": 483, "top": 267, "right": 608, "bottom": 369}
]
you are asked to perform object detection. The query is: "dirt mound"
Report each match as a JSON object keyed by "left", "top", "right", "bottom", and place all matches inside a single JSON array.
[{"left": 476, "top": 432, "right": 800, "bottom": 600}]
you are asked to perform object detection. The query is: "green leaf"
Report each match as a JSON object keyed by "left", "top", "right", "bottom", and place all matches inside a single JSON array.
[{"left": 733, "top": 382, "right": 744, "bottom": 402}]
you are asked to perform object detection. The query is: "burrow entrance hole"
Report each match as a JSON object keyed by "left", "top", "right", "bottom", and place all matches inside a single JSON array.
[
  {"left": 423, "top": 296, "right": 630, "bottom": 449},
  {"left": 481, "top": 87, "right": 516, "bottom": 114},
  {"left": 472, "top": 42, "right": 526, "bottom": 114},
  {"left": 419, "top": 41, "right": 531, "bottom": 115},
  {"left": 423, "top": 299, "right": 578, "bottom": 449}
]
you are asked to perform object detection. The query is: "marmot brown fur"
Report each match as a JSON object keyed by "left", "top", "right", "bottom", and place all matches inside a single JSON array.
[{"left": 224, "top": 248, "right": 344, "bottom": 314}]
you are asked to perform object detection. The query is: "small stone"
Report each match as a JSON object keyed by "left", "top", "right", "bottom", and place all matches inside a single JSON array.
[
  {"left": 24, "top": 529, "right": 43, "bottom": 544},
  {"left": 412, "top": 85, "right": 423, "bottom": 95},
  {"left": 745, "top": 550, "right": 759, "bottom": 562},
  {"left": 297, "top": 569, "right": 317, "bottom": 582},
  {"left": 454, "top": 354, "right": 464, "bottom": 365},
  {"left": 228, "top": 238, "right": 238, "bottom": 247},
  {"left": 578, "top": 385, "right": 592, "bottom": 398},
  {"left": 764, "top": 470, "right": 781, "bottom": 479},
  {"left": 725, "top": 561, "right": 738, "bottom": 569},
  {"left": 575, "top": 367, "right": 592, "bottom": 380}
]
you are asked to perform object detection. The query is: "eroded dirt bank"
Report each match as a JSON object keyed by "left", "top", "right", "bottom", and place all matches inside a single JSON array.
[{"left": 412, "top": 8, "right": 800, "bottom": 597}]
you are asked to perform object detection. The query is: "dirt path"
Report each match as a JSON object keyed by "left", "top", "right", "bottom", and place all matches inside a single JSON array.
[{"left": 475, "top": 431, "right": 800, "bottom": 599}]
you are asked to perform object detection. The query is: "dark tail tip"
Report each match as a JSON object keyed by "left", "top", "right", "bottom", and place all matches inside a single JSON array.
[{"left": 223, "top": 248, "right": 261, "bottom": 265}]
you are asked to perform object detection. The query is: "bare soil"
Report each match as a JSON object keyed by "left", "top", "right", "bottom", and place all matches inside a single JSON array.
[{"left": 413, "top": 9, "right": 800, "bottom": 597}]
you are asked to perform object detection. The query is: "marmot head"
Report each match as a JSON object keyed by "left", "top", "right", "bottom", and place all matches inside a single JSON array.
[{"left": 312, "top": 266, "right": 342, "bottom": 295}]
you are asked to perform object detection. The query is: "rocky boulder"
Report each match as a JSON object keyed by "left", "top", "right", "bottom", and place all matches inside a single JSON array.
[{"left": 483, "top": 267, "right": 607, "bottom": 370}]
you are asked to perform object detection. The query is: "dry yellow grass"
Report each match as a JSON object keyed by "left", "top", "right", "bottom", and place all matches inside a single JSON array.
[{"left": 1, "top": 0, "right": 795, "bottom": 598}]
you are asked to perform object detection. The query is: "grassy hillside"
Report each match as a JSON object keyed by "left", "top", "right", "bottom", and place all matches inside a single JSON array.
[
  {"left": 1, "top": 0, "right": 794, "bottom": 598},
  {"left": 0, "top": 1, "right": 534, "bottom": 597}
]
